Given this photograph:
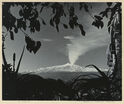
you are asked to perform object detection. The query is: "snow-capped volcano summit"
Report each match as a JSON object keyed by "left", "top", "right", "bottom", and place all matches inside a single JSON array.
[
  {"left": 34, "top": 63, "right": 84, "bottom": 73},
  {"left": 22, "top": 63, "right": 108, "bottom": 81},
  {"left": 24, "top": 63, "right": 108, "bottom": 74},
  {"left": 62, "top": 62, "right": 72, "bottom": 66}
]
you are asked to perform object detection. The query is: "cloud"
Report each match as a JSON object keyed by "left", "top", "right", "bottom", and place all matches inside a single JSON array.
[
  {"left": 64, "top": 36, "right": 74, "bottom": 40},
  {"left": 42, "top": 38, "right": 53, "bottom": 42},
  {"left": 64, "top": 28, "right": 110, "bottom": 65}
]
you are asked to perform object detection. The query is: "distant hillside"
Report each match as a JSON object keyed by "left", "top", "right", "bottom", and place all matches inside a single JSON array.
[{"left": 21, "top": 63, "right": 108, "bottom": 82}]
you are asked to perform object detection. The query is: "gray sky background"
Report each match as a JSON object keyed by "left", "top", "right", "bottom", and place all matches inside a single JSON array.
[{"left": 3, "top": 3, "right": 110, "bottom": 72}]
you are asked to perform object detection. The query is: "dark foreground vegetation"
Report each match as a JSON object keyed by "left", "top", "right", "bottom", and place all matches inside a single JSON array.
[
  {"left": 2, "top": 63, "right": 121, "bottom": 100},
  {"left": 2, "top": 2, "right": 122, "bottom": 100}
]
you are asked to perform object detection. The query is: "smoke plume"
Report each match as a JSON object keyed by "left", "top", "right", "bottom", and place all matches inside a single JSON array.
[{"left": 64, "top": 30, "right": 109, "bottom": 65}]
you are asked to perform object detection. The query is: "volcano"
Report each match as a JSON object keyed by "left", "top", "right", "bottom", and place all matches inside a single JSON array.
[
  {"left": 25, "top": 63, "right": 108, "bottom": 82},
  {"left": 34, "top": 63, "right": 84, "bottom": 73},
  {"left": 32, "top": 63, "right": 108, "bottom": 73}
]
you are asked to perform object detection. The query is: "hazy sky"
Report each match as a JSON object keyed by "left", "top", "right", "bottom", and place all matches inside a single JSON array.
[{"left": 3, "top": 3, "right": 110, "bottom": 72}]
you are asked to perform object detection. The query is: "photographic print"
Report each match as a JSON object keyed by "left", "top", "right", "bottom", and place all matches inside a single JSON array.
[{"left": 2, "top": 2, "right": 122, "bottom": 101}]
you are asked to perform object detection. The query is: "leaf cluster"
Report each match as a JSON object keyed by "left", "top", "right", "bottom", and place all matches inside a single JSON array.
[
  {"left": 25, "top": 36, "right": 41, "bottom": 54},
  {"left": 2, "top": 2, "right": 122, "bottom": 53}
]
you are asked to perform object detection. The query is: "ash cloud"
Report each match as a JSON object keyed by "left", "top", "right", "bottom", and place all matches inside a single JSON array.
[{"left": 64, "top": 29, "right": 110, "bottom": 65}]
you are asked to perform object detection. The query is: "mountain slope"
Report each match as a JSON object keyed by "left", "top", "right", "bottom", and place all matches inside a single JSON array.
[
  {"left": 32, "top": 63, "right": 108, "bottom": 73},
  {"left": 23, "top": 63, "right": 108, "bottom": 81},
  {"left": 35, "top": 63, "right": 84, "bottom": 73}
]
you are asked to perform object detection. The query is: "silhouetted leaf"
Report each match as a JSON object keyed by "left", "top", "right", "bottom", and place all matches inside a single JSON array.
[
  {"left": 69, "top": 6, "right": 75, "bottom": 16},
  {"left": 63, "top": 24, "right": 68, "bottom": 29},
  {"left": 70, "top": 6, "right": 74, "bottom": 12},
  {"left": 108, "top": 27, "right": 110, "bottom": 33},
  {"left": 107, "top": 2, "right": 112, "bottom": 7},
  {"left": 35, "top": 20, "right": 40, "bottom": 31},
  {"left": 17, "top": 18, "right": 26, "bottom": 30},
  {"left": 13, "top": 53, "right": 16, "bottom": 61},
  {"left": 50, "top": 18, "right": 54, "bottom": 27},
  {"left": 33, "top": 41, "right": 41, "bottom": 54},
  {"left": 14, "top": 27, "right": 18, "bottom": 33},
  {"left": 56, "top": 25, "right": 59, "bottom": 32},
  {"left": 78, "top": 24, "right": 85, "bottom": 36},
  {"left": 51, "top": 6, "right": 55, "bottom": 14},
  {"left": 107, "top": 20, "right": 111, "bottom": 26},
  {"left": 92, "top": 21, "right": 96, "bottom": 27},
  {"left": 92, "top": 20, "right": 104, "bottom": 29},
  {"left": 100, "top": 21, "right": 104, "bottom": 28},
  {"left": 22, "top": 21, "right": 26, "bottom": 30},
  {"left": 17, "top": 18, "right": 23, "bottom": 28},
  {"left": 40, "top": 6, "right": 44, "bottom": 13},
  {"left": 73, "top": 16, "right": 78, "bottom": 25},
  {"left": 68, "top": 15, "right": 78, "bottom": 29},
  {"left": 55, "top": 18, "right": 60, "bottom": 25},
  {"left": 9, "top": 14, "right": 16, "bottom": 26},
  {"left": 84, "top": 4, "right": 89, "bottom": 12},
  {"left": 42, "top": 19, "right": 46, "bottom": 25},
  {"left": 33, "top": 9, "right": 38, "bottom": 19},
  {"left": 30, "top": 27, "right": 35, "bottom": 33},
  {"left": 94, "top": 15, "right": 103, "bottom": 20},
  {"left": 69, "top": 20, "right": 74, "bottom": 29},
  {"left": 79, "top": 3, "right": 83, "bottom": 10},
  {"left": 10, "top": 31, "right": 14, "bottom": 40},
  {"left": 25, "top": 36, "right": 35, "bottom": 52},
  {"left": 85, "top": 64, "right": 108, "bottom": 79}
]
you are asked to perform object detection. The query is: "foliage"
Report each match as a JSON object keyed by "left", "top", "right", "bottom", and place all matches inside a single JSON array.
[
  {"left": 2, "top": 64, "right": 121, "bottom": 100},
  {"left": 25, "top": 36, "right": 41, "bottom": 54},
  {"left": 2, "top": 2, "right": 122, "bottom": 100},
  {"left": 2, "top": 2, "right": 121, "bottom": 53},
  {"left": 3, "top": 2, "right": 114, "bottom": 53},
  {"left": 70, "top": 64, "right": 121, "bottom": 100}
]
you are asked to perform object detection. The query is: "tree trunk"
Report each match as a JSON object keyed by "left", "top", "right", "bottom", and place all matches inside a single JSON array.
[{"left": 107, "top": 9, "right": 122, "bottom": 99}]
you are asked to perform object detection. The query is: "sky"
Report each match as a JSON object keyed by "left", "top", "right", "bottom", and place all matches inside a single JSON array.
[{"left": 3, "top": 3, "right": 110, "bottom": 72}]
